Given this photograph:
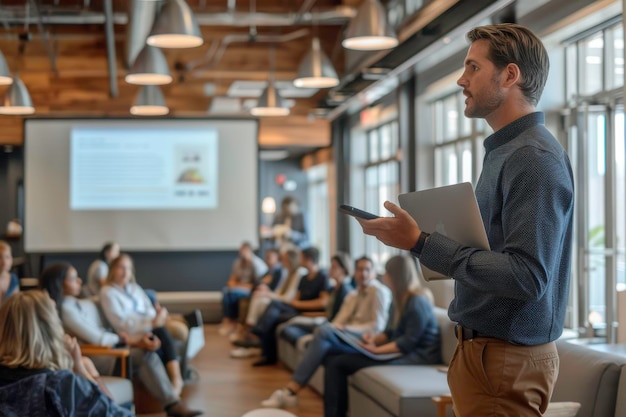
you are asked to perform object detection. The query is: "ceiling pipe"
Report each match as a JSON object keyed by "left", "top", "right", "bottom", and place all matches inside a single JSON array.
[
  {"left": 188, "top": 28, "right": 309, "bottom": 73},
  {"left": 103, "top": 0, "right": 117, "bottom": 97},
  {"left": 293, "top": 0, "right": 317, "bottom": 24},
  {"left": 0, "top": 7, "right": 355, "bottom": 27},
  {"left": 27, "top": 0, "right": 58, "bottom": 74}
]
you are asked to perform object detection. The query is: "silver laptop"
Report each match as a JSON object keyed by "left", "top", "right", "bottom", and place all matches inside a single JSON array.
[{"left": 398, "top": 182, "right": 490, "bottom": 281}]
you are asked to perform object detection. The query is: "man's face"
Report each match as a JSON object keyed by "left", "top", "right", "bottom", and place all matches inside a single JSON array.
[
  {"left": 354, "top": 259, "right": 375, "bottom": 289},
  {"left": 265, "top": 251, "right": 279, "bottom": 268},
  {"left": 457, "top": 39, "right": 506, "bottom": 119}
]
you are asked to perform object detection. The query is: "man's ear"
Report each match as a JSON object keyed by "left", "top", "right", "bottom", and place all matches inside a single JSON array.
[{"left": 502, "top": 63, "right": 522, "bottom": 88}]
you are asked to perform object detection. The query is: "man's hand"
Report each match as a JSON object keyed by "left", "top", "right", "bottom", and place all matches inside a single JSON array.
[
  {"left": 254, "top": 284, "right": 269, "bottom": 295},
  {"left": 139, "top": 333, "right": 161, "bottom": 351},
  {"left": 152, "top": 307, "right": 168, "bottom": 328},
  {"left": 358, "top": 339, "right": 378, "bottom": 353},
  {"left": 357, "top": 201, "right": 421, "bottom": 250}
]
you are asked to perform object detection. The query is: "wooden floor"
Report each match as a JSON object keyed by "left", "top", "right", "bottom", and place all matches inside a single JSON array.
[{"left": 139, "top": 324, "right": 324, "bottom": 417}]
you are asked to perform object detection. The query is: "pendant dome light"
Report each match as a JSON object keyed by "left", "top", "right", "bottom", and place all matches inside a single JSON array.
[
  {"left": 294, "top": 37, "right": 339, "bottom": 88},
  {"left": 251, "top": 45, "right": 290, "bottom": 117},
  {"left": 147, "top": 0, "right": 203, "bottom": 49},
  {"left": 126, "top": 45, "right": 173, "bottom": 85},
  {"left": 342, "top": 0, "right": 398, "bottom": 51},
  {"left": 251, "top": 81, "right": 290, "bottom": 117},
  {"left": 130, "top": 85, "right": 169, "bottom": 116},
  {"left": 0, "top": 76, "right": 34, "bottom": 115}
]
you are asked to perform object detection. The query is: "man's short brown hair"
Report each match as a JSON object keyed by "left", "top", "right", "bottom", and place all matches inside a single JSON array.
[{"left": 467, "top": 23, "right": 549, "bottom": 106}]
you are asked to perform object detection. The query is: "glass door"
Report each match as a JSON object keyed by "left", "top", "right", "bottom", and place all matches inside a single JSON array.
[{"left": 571, "top": 102, "right": 624, "bottom": 342}]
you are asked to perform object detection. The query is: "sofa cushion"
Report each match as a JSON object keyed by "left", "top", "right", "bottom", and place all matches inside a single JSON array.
[
  {"left": 553, "top": 340, "right": 626, "bottom": 417},
  {"left": 433, "top": 307, "right": 456, "bottom": 365},
  {"left": 350, "top": 365, "right": 449, "bottom": 417},
  {"left": 101, "top": 376, "right": 133, "bottom": 406},
  {"left": 544, "top": 402, "right": 581, "bottom": 417}
]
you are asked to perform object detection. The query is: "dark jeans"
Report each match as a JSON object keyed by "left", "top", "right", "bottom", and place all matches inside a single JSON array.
[
  {"left": 153, "top": 326, "right": 178, "bottom": 364},
  {"left": 323, "top": 353, "right": 414, "bottom": 417},
  {"left": 251, "top": 300, "right": 299, "bottom": 362},
  {"left": 222, "top": 287, "right": 251, "bottom": 319},
  {"left": 280, "top": 323, "right": 317, "bottom": 345}
]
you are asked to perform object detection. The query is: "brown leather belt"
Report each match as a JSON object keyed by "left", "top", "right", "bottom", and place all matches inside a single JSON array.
[{"left": 455, "top": 324, "right": 487, "bottom": 341}]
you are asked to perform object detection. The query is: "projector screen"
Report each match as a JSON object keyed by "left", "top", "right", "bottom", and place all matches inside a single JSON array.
[{"left": 25, "top": 119, "right": 259, "bottom": 252}]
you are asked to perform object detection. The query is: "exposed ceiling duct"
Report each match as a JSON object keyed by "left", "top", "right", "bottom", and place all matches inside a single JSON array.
[{"left": 0, "top": 6, "right": 355, "bottom": 27}]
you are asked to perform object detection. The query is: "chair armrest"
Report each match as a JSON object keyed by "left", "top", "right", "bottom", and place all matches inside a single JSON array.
[
  {"left": 432, "top": 395, "right": 453, "bottom": 417},
  {"left": 300, "top": 311, "right": 327, "bottom": 317},
  {"left": 80, "top": 345, "right": 131, "bottom": 378}
]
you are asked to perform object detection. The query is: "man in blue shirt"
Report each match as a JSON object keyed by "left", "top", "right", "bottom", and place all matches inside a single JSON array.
[{"left": 358, "top": 24, "right": 574, "bottom": 416}]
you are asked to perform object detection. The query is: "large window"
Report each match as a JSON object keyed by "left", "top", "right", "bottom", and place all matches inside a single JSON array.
[
  {"left": 350, "top": 119, "right": 401, "bottom": 269},
  {"left": 307, "top": 164, "right": 330, "bottom": 268},
  {"left": 432, "top": 91, "right": 488, "bottom": 186},
  {"left": 563, "top": 19, "right": 625, "bottom": 341}
]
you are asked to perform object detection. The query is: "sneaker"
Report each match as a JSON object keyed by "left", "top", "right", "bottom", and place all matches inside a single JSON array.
[
  {"left": 261, "top": 388, "right": 298, "bottom": 408},
  {"left": 232, "top": 338, "right": 262, "bottom": 348},
  {"left": 230, "top": 347, "right": 262, "bottom": 358},
  {"left": 218, "top": 325, "right": 232, "bottom": 336}
]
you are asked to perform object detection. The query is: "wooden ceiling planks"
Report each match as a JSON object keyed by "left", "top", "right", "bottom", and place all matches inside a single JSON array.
[{"left": 0, "top": 0, "right": 342, "bottom": 147}]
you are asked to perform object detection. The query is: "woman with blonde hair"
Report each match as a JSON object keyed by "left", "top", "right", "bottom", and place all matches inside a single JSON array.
[
  {"left": 0, "top": 290, "right": 133, "bottom": 416},
  {"left": 41, "top": 262, "right": 202, "bottom": 417},
  {"left": 99, "top": 254, "right": 184, "bottom": 395},
  {"left": 321, "top": 254, "right": 441, "bottom": 417}
]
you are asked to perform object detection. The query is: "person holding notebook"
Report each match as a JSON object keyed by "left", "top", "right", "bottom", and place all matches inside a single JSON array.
[{"left": 356, "top": 24, "right": 574, "bottom": 417}]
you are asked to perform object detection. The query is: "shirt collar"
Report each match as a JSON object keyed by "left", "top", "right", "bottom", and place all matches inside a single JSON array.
[{"left": 483, "top": 112, "right": 544, "bottom": 155}]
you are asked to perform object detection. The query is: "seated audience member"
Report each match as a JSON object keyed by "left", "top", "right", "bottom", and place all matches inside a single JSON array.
[
  {"left": 230, "top": 248, "right": 302, "bottom": 357},
  {"left": 249, "top": 247, "right": 330, "bottom": 367},
  {"left": 256, "top": 248, "right": 285, "bottom": 292},
  {"left": 229, "top": 248, "right": 286, "bottom": 342},
  {"left": 246, "top": 249, "right": 302, "bottom": 328},
  {"left": 281, "top": 252, "right": 376, "bottom": 343},
  {"left": 0, "top": 290, "right": 133, "bottom": 417},
  {"left": 40, "top": 263, "right": 202, "bottom": 417},
  {"left": 0, "top": 241, "right": 18, "bottom": 306},
  {"left": 322, "top": 255, "right": 441, "bottom": 417},
  {"left": 261, "top": 255, "right": 392, "bottom": 408},
  {"left": 84, "top": 241, "right": 120, "bottom": 297},
  {"left": 219, "top": 242, "right": 269, "bottom": 336},
  {"left": 99, "top": 254, "right": 185, "bottom": 395}
]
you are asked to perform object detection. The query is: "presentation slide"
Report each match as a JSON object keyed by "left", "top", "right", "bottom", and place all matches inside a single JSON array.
[
  {"left": 70, "top": 127, "right": 218, "bottom": 210},
  {"left": 24, "top": 119, "right": 259, "bottom": 252}
]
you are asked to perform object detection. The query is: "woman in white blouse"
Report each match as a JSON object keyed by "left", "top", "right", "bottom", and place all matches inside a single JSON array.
[
  {"left": 40, "top": 262, "right": 202, "bottom": 417},
  {"left": 99, "top": 254, "right": 184, "bottom": 395}
]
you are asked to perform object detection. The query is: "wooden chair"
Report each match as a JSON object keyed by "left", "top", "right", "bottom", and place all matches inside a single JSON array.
[
  {"left": 80, "top": 344, "right": 130, "bottom": 378},
  {"left": 80, "top": 344, "right": 161, "bottom": 413},
  {"left": 432, "top": 394, "right": 454, "bottom": 417}
]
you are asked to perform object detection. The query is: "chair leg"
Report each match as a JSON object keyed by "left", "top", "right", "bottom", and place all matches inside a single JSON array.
[{"left": 432, "top": 395, "right": 454, "bottom": 417}]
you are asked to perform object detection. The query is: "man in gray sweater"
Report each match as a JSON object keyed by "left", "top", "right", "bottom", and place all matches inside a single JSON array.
[{"left": 358, "top": 24, "right": 574, "bottom": 417}]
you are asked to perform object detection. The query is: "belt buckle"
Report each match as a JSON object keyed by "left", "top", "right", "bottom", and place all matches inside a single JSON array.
[{"left": 455, "top": 324, "right": 475, "bottom": 341}]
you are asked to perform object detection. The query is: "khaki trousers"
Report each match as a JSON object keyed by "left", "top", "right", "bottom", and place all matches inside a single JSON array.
[{"left": 448, "top": 337, "right": 559, "bottom": 417}]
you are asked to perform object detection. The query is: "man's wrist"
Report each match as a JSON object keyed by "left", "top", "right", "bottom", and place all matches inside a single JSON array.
[{"left": 410, "top": 232, "right": 430, "bottom": 258}]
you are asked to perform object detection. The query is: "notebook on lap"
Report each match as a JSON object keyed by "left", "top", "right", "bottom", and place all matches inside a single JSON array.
[{"left": 398, "top": 182, "right": 490, "bottom": 281}]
